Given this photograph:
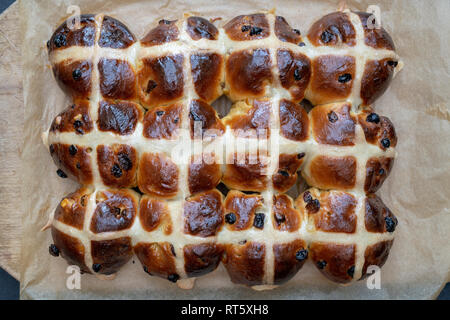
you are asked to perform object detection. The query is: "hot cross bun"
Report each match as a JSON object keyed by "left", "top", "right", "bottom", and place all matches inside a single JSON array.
[{"left": 43, "top": 9, "right": 401, "bottom": 289}]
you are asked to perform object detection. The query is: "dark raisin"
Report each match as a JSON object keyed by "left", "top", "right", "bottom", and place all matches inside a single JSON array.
[
  {"left": 338, "top": 73, "right": 352, "bottom": 83},
  {"left": 146, "top": 80, "right": 157, "bottom": 93},
  {"left": 49, "top": 244, "right": 60, "bottom": 257},
  {"left": 298, "top": 42, "right": 306, "bottom": 47},
  {"left": 168, "top": 273, "right": 179, "bottom": 283},
  {"left": 73, "top": 120, "right": 83, "bottom": 129},
  {"left": 294, "top": 69, "right": 302, "bottom": 81},
  {"left": 317, "top": 260, "right": 327, "bottom": 269},
  {"left": 306, "top": 199, "right": 320, "bottom": 213},
  {"left": 320, "top": 30, "right": 333, "bottom": 43},
  {"left": 295, "top": 249, "right": 308, "bottom": 261},
  {"left": 80, "top": 195, "right": 87, "bottom": 206},
  {"left": 173, "top": 118, "right": 179, "bottom": 124},
  {"left": 57, "top": 169, "right": 67, "bottom": 178},
  {"left": 385, "top": 216, "right": 396, "bottom": 232},
  {"left": 378, "top": 168, "right": 385, "bottom": 176},
  {"left": 54, "top": 33, "right": 67, "bottom": 48},
  {"left": 293, "top": 29, "right": 301, "bottom": 35},
  {"left": 118, "top": 153, "right": 132, "bottom": 171},
  {"left": 72, "top": 69, "right": 82, "bottom": 80},
  {"left": 274, "top": 212, "right": 286, "bottom": 224},
  {"left": 113, "top": 206, "right": 121, "bottom": 218},
  {"left": 170, "top": 244, "right": 176, "bottom": 257},
  {"left": 253, "top": 213, "right": 265, "bottom": 229},
  {"left": 328, "top": 111, "right": 338, "bottom": 123},
  {"left": 278, "top": 170, "right": 289, "bottom": 177},
  {"left": 69, "top": 145, "right": 78, "bottom": 156},
  {"left": 347, "top": 265, "right": 355, "bottom": 278},
  {"left": 76, "top": 163, "right": 81, "bottom": 169},
  {"left": 366, "top": 113, "right": 380, "bottom": 124},
  {"left": 143, "top": 266, "right": 151, "bottom": 275},
  {"left": 381, "top": 138, "right": 391, "bottom": 149},
  {"left": 225, "top": 213, "right": 237, "bottom": 224},
  {"left": 49, "top": 144, "right": 55, "bottom": 154},
  {"left": 92, "top": 264, "right": 102, "bottom": 273},
  {"left": 249, "top": 26, "right": 263, "bottom": 36},
  {"left": 239, "top": 240, "right": 247, "bottom": 245},
  {"left": 387, "top": 60, "right": 398, "bottom": 67},
  {"left": 303, "top": 191, "right": 312, "bottom": 203},
  {"left": 297, "top": 152, "right": 305, "bottom": 159},
  {"left": 156, "top": 110, "right": 164, "bottom": 116},
  {"left": 111, "top": 164, "right": 123, "bottom": 178},
  {"left": 241, "top": 25, "right": 251, "bottom": 32}
]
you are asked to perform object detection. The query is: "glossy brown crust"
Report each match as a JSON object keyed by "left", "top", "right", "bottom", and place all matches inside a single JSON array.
[
  {"left": 50, "top": 101, "right": 93, "bottom": 134},
  {"left": 90, "top": 189, "right": 137, "bottom": 233},
  {"left": 141, "top": 20, "right": 179, "bottom": 46},
  {"left": 97, "top": 144, "right": 137, "bottom": 188},
  {"left": 277, "top": 50, "right": 311, "bottom": 101},
  {"left": 98, "top": 100, "right": 141, "bottom": 135},
  {"left": 99, "top": 16, "right": 136, "bottom": 49},
  {"left": 309, "top": 55, "right": 355, "bottom": 105},
  {"left": 365, "top": 194, "right": 398, "bottom": 233},
  {"left": 134, "top": 242, "right": 177, "bottom": 278},
  {"left": 360, "top": 59, "right": 395, "bottom": 105},
  {"left": 190, "top": 53, "right": 223, "bottom": 102},
  {"left": 310, "top": 191, "right": 357, "bottom": 233},
  {"left": 279, "top": 99, "right": 309, "bottom": 141},
  {"left": 361, "top": 240, "right": 394, "bottom": 279},
  {"left": 184, "top": 243, "right": 224, "bottom": 277},
  {"left": 307, "top": 12, "right": 356, "bottom": 47},
  {"left": 226, "top": 49, "right": 272, "bottom": 99},
  {"left": 223, "top": 153, "right": 268, "bottom": 192},
  {"left": 358, "top": 111, "right": 397, "bottom": 150},
  {"left": 143, "top": 103, "right": 182, "bottom": 140},
  {"left": 51, "top": 228, "right": 89, "bottom": 273},
  {"left": 138, "top": 54, "right": 184, "bottom": 108},
  {"left": 50, "top": 143, "right": 93, "bottom": 184},
  {"left": 225, "top": 100, "right": 271, "bottom": 139},
  {"left": 138, "top": 153, "right": 179, "bottom": 197},
  {"left": 224, "top": 14, "right": 270, "bottom": 41},
  {"left": 273, "top": 239, "right": 307, "bottom": 284},
  {"left": 311, "top": 103, "right": 356, "bottom": 146},
  {"left": 272, "top": 153, "right": 303, "bottom": 193},
  {"left": 224, "top": 191, "right": 263, "bottom": 231},
  {"left": 91, "top": 237, "right": 133, "bottom": 275},
  {"left": 54, "top": 188, "right": 91, "bottom": 229},
  {"left": 308, "top": 155, "right": 357, "bottom": 190},
  {"left": 186, "top": 17, "right": 219, "bottom": 40},
  {"left": 188, "top": 154, "right": 222, "bottom": 194},
  {"left": 48, "top": 14, "right": 95, "bottom": 53},
  {"left": 52, "top": 60, "right": 92, "bottom": 99},
  {"left": 98, "top": 59, "right": 137, "bottom": 100},
  {"left": 139, "top": 196, "right": 172, "bottom": 234},
  {"left": 275, "top": 16, "right": 302, "bottom": 44},
  {"left": 189, "top": 100, "right": 225, "bottom": 139},
  {"left": 223, "top": 242, "right": 266, "bottom": 286},
  {"left": 365, "top": 157, "right": 394, "bottom": 193},
  {"left": 183, "top": 190, "right": 224, "bottom": 237},
  {"left": 355, "top": 12, "right": 395, "bottom": 50},
  {"left": 309, "top": 242, "right": 356, "bottom": 284},
  {"left": 272, "top": 194, "right": 301, "bottom": 232}
]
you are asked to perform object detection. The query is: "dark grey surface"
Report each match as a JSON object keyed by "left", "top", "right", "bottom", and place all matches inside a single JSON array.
[{"left": 0, "top": 0, "right": 448, "bottom": 301}]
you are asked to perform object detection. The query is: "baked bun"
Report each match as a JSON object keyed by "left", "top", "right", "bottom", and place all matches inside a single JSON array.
[{"left": 44, "top": 10, "right": 401, "bottom": 289}]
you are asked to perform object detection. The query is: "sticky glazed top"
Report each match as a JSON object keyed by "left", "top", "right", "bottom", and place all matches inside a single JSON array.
[{"left": 44, "top": 10, "right": 401, "bottom": 289}]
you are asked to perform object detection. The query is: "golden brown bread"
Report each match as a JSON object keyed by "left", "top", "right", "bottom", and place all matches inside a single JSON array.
[{"left": 43, "top": 10, "right": 401, "bottom": 289}]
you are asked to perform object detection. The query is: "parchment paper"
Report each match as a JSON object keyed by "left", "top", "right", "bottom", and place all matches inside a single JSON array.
[{"left": 19, "top": 0, "right": 450, "bottom": 299}]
